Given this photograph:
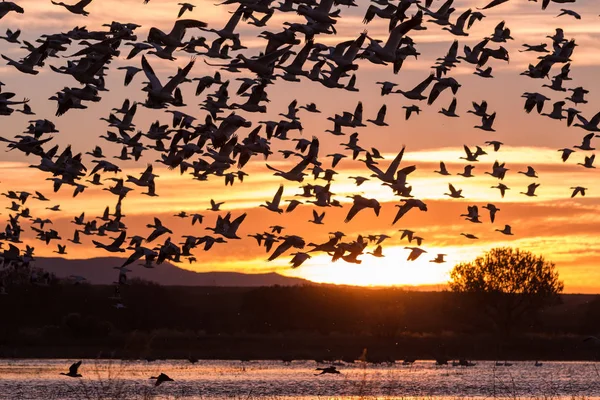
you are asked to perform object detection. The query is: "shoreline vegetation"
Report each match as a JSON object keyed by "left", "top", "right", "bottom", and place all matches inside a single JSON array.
[
  {"left": 1, "top": 333, "right": 599, "bottom": 361},
  {"left": 1, "top": 283, "right": 599, "bottom": 361}
]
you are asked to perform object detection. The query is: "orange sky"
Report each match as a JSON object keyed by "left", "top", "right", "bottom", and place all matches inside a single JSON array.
[{"left": 0, "top": 0, "right": 599, "bottom": 292}]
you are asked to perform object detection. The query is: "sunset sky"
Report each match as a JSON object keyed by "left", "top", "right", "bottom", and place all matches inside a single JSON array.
[{"left": 0, "top": 0, "right": 598, "bottom": 292}]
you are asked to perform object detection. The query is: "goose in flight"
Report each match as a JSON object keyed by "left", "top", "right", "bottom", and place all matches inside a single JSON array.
[
  {"left": 541, "top": 101, "right": 566, "bottom": 120},
  {"left": 405, "top": 247, "right": 426, "bottom": 261},
  {"left": 474, "top": 67, "right": 493, "bottom": 78},
  {"left": 32, "top": 191, "right": 50, "bottom": 202},
  {"left": 117, "top": 66, "right": 142, "bottom": 87},
  {"left": 261, "top": 185, "right": 284, "bottom": 214},
  {"left": 521, "top": 183, "right": 540, "bottom": 197},
  {"left": 345, "top": 196, "right": 381, "bottom": 223},
  {"left": 290, "top": 252, "right": 311, "bottom": 268},
  {"left": 460, "top": 145, "right": 485, "bottom": 162},
  {"left": 556, "top": 9, "right": 580, "bottom": 19},
  {"left": 398, "top": 229, "right": 415, "bottom": 243},
  {"left": 0, "top": 2, "right": 24, "bottom": 19},
  {"left": 362, "top": 11, "right": 423, "bottom": 65},
  {"left": 141, "top": 55, "right": 196, "bottom": 108},
  {"left": 567, "top": 87, "right": 589, "bottom": 105},
  {"left": 191, "top": 214, "right": 204, "bottom": 225},
  {"left": 462, "top": 205, "right": 481, "bottom": 223},
  {"left": 68, "top": 230, "right": 81, "bottom": 244},
  {"left": 151, "top": 373, "right": 174, "bottom": 386},
  {"left": 495, "top": 225, "right": 514, "bottom": 235},
  {"left": 578, "top": 154, "right": 596, "bottom": 169},
  {"left": 430, "top": 254, "right": 446, "bottom": 263},
  {"left": 428, "top": 77, "right": 461, "bottom": 106},
  {"left": 377, "top": 81, "right": 398, "bottom": 96},
  {"left": 574, "top": 133, "right": 595, "bottom": 151},
  {"left": 208, "top": 199, "right": 224, "bottom": 211},
  {"left": 520, "top": 43, "right": 549, "bottom": 53},
  {"left": 55, "top": 244, "right": 67, "bottom": 255},
  {"left": 367, "top": 245, "right": 384, "bottom": 258},
  {"left": 299, "top": 103, "right": 321, "bottom": 113},
  {"left": 460, "top": 233, "right": 478, "bottom": 240},
  {"left": 574, "top": 114, "right": 600, "bottom": 132},
  {"left": 146, "top": 218, "right": 173, "bottom": 242},
  {"left": 92, "top": 231, "right": 126, "bottom": 253},
  {"left": 396, "top": 74, "right": 434, "bottom": 100},
  {"left": 440, "top": 98, "right": 458, "bottom": 117},
  {"left": 558, "top": 148, "right": 575, "bottom": 162},
  {"left": 266, "top": 158, "right": 310, "bottom": 182},
  {"left": 570, "top": 186, "right": 587, "bottom": 198},
  {"left": 435, "top": 161, "right": 451, "bottom": 176},
  {"left": 0, "top": 29, "right": 20, "bottom": 44},
  {"left": 467, "top": 100, "right": 488, "bottom": 117},
  {"left": 201, "top": 5, "right": 246, "bottom": 50},
  {"left": 491, "top": 183, "right": 510, "bottom": 198},
  {"left": 445, "top": 184, "right": 464, "bottom": 199},
  {"left": 206, "top": 212, "right": 246, "bottom": 239},
  {"left": 149, "top": 19, "right": 207, "bottom": 49},
  {"left": 474, "top": 112, "right": 496, "bottom": 131},
  {"left": 518, "top": 166, "right": 538, "bottom": 178},
  {"left": 482, "top": 203, "right": 500, "bottom": 222},
  {"left": 485, "top": 141, "right": 503, "bottom": 152},
  {"left": 443, "top": 9, "right": 472, "bottom": 36},
  {"left": 315, "top": 366, "right": 340, "bottom": 375},
  {"left": 51, "top": 0, "right": 93, "bottom": 16},
  {"left": 309, "top": 210, "right": 325, "bottom": 225},
  {"left": 2, "top": 41, "right": 50, "bottom": 75},
  {"left": 483, "top": 157, "right": 506, "bottom": 180},
  {"left": 177, "top": 3, "right": 195, "bottom": 18},
  {"left": 457, "top": 165, "right": 475, "bottom": 178},
  {"left": 393, "top": 199, "right": 427, "bottom": 225},
  {"left": 60, "top": 361, "right": 82, "bottom": 378},
  {"left": 367, "top": 104, "right": 388, "bottom": 126},
  {"left": 268, "top": 235, "right": 305, "bottom": 262},
  {"left": 365, "top": 146, "right": 410, "bottom": 184},
  {"left": 285, "top": 199, "right": 302, "bottom": 213},
  {"left": 349, "top": 176, "right": 369, "bottom": 186},
  {"left": 403, "top": 105, "right": 421, "bottom": 120}
]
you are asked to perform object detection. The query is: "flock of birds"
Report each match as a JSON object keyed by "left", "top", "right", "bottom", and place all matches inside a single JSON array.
[
  {"left": 56, "top": 356, "right": 549, "bottom": 385},
  {"left": 0, "top": 0, "right": 597, "bottom": 303}
]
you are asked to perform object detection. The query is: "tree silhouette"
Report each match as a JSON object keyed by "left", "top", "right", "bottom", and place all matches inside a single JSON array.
[{"left": 449, "top": 247, "right": 564, "bottom": 335}]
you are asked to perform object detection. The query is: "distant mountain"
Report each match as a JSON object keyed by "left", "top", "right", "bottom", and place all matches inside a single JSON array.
[{"left": 33, "top": 257, "right": 312, "bottom": 287}]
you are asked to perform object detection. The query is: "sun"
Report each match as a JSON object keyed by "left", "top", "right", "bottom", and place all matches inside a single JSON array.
[{"left": 285, "top": 246, "right": 462, "bottom": 287}]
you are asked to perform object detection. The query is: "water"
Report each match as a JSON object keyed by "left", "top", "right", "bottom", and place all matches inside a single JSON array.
[{"left": 0, "top": 359, "right": 598, "bottom": 399}]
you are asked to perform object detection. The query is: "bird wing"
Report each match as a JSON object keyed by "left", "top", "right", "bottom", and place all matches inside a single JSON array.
[
  {"left": 69, "top": 361, "right": 82, "bottom": 375},
  {"left": 383, "top": 146, "right": 406, "bottom": 178},
  {"left": 268, "top": 240, "right": 292, "bottom": 261},
  {"left": 376, "top": 104, "right": 387, "bottom": 121},
  {"left": 393, "top": 203, "right": 412, "bottom": 225},
  {"left": 163, "top": 58, "right": 195, "bottom": 95},
  {"left": 411, "top": 73, "right": 434, "bottom": 94},
  {"left": 384, "top": 11, "right": 422, "bottom": 53},
  {"left": 112, "top": 231, "right": 127, "bottom": 248},
  {"left": 588, "top": 111, "right": 600, "bottom": 127},
  {"left": 141, "top": 56, "right": 162, "bottom": 91},
  {"left": 76, "top": 0, "right": 93, "bottom": 8},
  {"left": 272, "top": 185, "right": 284, "bottom": 206}
]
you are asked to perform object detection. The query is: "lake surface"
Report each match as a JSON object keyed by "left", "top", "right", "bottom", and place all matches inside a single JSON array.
[{"left": 0, "top": 359, "right": 598, "bottom": 399}]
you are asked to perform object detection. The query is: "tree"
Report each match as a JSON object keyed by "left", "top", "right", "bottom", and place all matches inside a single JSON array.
[{"left": 449, "top": 247, "right": 564, "bottom": 335}]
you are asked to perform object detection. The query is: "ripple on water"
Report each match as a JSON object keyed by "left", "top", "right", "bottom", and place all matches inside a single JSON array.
[{"left": 0, "top": 359, "right": 599, "bottom": 399}]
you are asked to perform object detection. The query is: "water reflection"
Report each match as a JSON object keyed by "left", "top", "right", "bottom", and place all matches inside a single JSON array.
[{"left": 0, "top": 359, "right": 598, "bottom": 399}]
